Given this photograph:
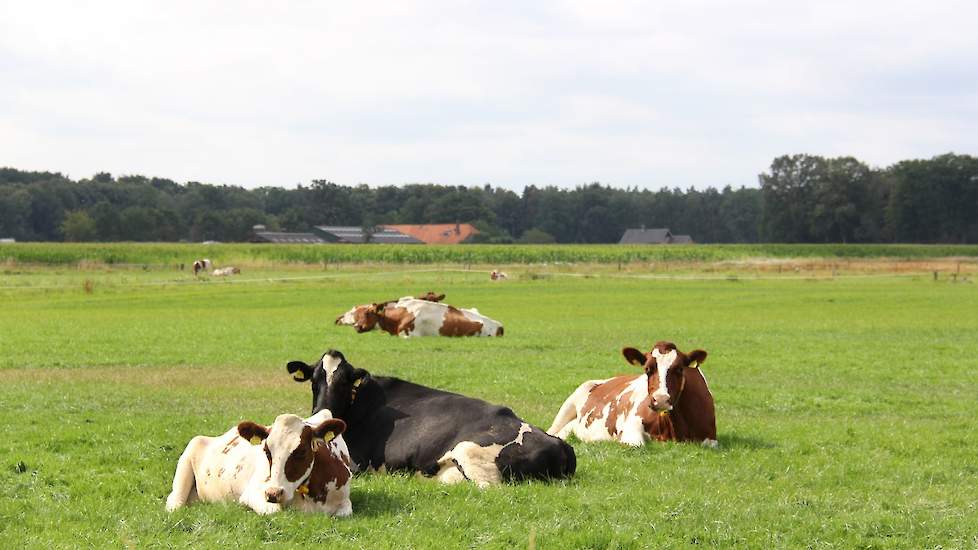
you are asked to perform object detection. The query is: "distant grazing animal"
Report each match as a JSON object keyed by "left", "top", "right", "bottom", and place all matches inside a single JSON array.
[
  {"left": 490, "top": 270, "right": 508, "bottom": 281},
  {"left": 212, "top": 267, "right": 241, "bottom": 277},
  {"left": 165, "top": 410, "right": 353, "bottom": 516},
  {"left": 335, "top": 292, "right": 445, "bottom": 326},
  {"left": 287, "top": 350, "right": 575, "bottom": 487},
  {"left": 548, "top": 341, "right": 717, "bottom": 447},
  {"left": 350, "top": 298, "right": 503, "bottom": 337},
  {"left": 192, "top": 259, "right": 212, "bottom": 278}
]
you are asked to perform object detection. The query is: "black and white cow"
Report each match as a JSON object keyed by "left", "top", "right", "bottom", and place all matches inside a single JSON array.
[{"left": 287, "top": 350, "right": 576, "bottom": 487}]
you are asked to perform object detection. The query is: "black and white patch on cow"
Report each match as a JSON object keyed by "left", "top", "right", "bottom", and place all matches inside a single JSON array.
[{"left": 286, "top": 350, "right": 576, "bottom": 487}]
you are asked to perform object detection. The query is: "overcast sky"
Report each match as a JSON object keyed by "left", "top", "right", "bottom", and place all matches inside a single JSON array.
[{"left": 2, "top": 1, "right": 976, "bottom": 190}]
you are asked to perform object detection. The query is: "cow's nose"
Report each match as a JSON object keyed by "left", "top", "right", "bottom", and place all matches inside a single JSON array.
[
  {"left": 651, "top": 390, "right": 670, "bottom": 408},
  {"left": 265, "top": 487, "right": 285, "bottom": 503}
]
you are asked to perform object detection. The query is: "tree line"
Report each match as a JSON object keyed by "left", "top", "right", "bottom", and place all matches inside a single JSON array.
[{"left": 1, "top": 153, "right": 975, "bottom": 244}]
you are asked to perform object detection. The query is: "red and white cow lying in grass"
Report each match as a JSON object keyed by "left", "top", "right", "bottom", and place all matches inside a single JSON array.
[
  {"left": 165, "top": 410, "right": 353, "bottom": 516},
  {"left": 548, "top": 341, "right": 717, "bottom": 447},
  {"left": 341, "top": 297, "right": 503, "bottom": 337},
  {"left": 212, "top": 267, "right": 241, "bottom": 277}
]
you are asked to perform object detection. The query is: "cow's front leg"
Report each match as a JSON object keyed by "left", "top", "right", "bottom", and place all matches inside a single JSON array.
[
  {"left": 240, "top": 491, "right": 282, "bottom": 515},
  {"left": 619, "top": 418, "right": 648, "bottom": 447},
  {"left": 323, "top": 487, "right": 353, "bottom": 517}
]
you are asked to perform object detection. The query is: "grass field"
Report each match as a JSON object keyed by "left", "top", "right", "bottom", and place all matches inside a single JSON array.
[{"left": 1, "top": 259, "right": 977, "bottom": 548}]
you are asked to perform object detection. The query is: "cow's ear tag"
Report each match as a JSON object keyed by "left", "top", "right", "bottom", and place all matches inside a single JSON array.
[
  {"left": 352, "top": 378, "right": 362, "bottom": 388},
  {"left": 249, "top": 436, "right": 263, "bottom": 445},
  {"left": 293, "top": 372, "right": 306, "bottom": 381},
  {"left": 322, "top": 431, "right": 335, "bottom": 443},
  {"left": 688, "top": 361, "right": 699, "bottom": 369}
]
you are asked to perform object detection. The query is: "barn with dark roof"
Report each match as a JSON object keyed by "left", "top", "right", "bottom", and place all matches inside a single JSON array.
[{"left": 618, "top": 227, "right": 694, "bottom": 244}]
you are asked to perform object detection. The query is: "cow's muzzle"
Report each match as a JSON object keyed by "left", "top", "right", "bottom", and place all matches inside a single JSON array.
[{"left": 264, "top": 487, "right": 285, "bottom": 503}]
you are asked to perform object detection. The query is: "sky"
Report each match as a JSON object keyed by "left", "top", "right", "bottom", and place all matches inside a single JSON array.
[{"left": 2, "top": 1, "right": 977, "bottom": 191}]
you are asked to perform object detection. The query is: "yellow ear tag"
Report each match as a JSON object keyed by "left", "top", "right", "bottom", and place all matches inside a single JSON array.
[
  {"left": 250, "top": 436, "right": 263, "bottom": 445},
  {"left": 352, "top": 379, "right": 362, "bottom": 388},
  {"left": 322, "top": 431, "right": 335, "bottom": 443},
  {"left": 688, "top": 361, "right": 699, "bottom": 369},
  {"left": 296, "top": 484, "right": 309, "bottom": 496},
  {"left": 293, "top": 373, "right": 305, "bottom": 381},
  {"left": 659, "top": 410, "right": 670, "bottom": 417}
]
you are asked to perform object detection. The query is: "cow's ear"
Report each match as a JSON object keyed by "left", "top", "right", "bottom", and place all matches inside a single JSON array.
[
  {"left": 372, "top": 303, "right": 385, "bottom": 313},
  {"left": 353, "top": 368, "right": 369, "bottom": 383},
  {"left": 432, "top": 293, "right": 445, "bottom": 302},
  {"left": 238, "top": 421, "right": 270, "bottom": 445},
  {"left": 351, "top": 368, "right": 370, "bottom": 389},
  {"left": 622, "top": 347, "right": 645, "bottom": 367},
  {"left": 312, "top": 418, "right": 346, "bottom": 444},
  {"left": 687, "top": 349, "right": 708, "bottom": 368},
  {"left": 287, "top": 361, "right": 313, "bottom": 382}
]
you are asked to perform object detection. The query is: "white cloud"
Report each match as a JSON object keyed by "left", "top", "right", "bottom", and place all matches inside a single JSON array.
[{"left": 1, "top": 0, "right": 976, "bottom": 189}]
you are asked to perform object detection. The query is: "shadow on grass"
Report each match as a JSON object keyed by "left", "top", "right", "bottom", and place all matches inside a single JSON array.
[
  {"left": 349, "top": 490, "right": 410, "bottom": 517},
  {"left": 719, "top": 432, "right": 776, "bottom": 450}
]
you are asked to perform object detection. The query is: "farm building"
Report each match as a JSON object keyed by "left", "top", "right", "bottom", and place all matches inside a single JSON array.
[
  {"left": 383, "top": 223, "right": 478, "bottom": 244},
  {"left": 313, "top": 226, "right": 423, "bottom": 244},
  {"left": 251, "top": 231, "right": 327, "bottom": 244},
  {"left": 618, "top": 227, "right": 694, "bottom": 244},
  {"left": 249, "top": 224, "right": 476, "bottom": 245}
]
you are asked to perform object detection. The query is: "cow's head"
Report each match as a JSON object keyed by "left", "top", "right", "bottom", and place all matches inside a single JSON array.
[
  {"left": 237, "top": 414, "right": 346, "bottom": 505},
  {"left": 622, "top": 341, "right": 707, "bottom": 412},
  {"left": 352, "top": 304, "right": 386, "bottom": 333},
  {"left": 287, "top": 350, "right": 370, "bottom": 417},
  {"left": 417, "top": 291, "right": 446, "bottom": 302},
  {"left": 335, "top": 305, "right": 364, "bottom": 326}
]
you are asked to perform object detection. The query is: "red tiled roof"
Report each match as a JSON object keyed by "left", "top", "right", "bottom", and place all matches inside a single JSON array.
[{"left": 383, "top": 224, "right": 478, "bottom": 244}]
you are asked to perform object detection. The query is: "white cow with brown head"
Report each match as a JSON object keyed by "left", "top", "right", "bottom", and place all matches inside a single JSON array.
[
  {"left": 165, "top": 410, "right": 352, "bottom": 516},
  {"left": 350, "top": 297, "right": 503, "bottom": 337}
]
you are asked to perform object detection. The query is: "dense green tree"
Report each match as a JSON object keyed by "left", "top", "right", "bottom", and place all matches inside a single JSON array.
[
  {"left": 887, "top": 154, "right": 978, "bottom": 243},
  {"left": 90, "top": 201, "right": 122, "bottom": 241},
  {"left": 760, "top": 155, "right": 821, "bottom": 242},
  {"left": 0, "top": 188, "right": 34, "bottom": 240},
  {"left": 61, "top": 211, "right": 98, "bottom": 242}
]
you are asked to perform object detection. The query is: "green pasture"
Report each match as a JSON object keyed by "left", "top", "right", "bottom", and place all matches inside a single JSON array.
[{"left": 1, "top": 262, "right": 976, "bottom": 548}]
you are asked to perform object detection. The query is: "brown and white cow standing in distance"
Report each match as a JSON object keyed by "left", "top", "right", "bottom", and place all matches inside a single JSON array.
[
  {"left": 548, "top": 341, "right": 717, "bottom": 447},
  {"left": 347, "top": 297, "right": 503, "bottom": 337},
  {"left": 165, "top": 410, "right": 353, "bottom": 516},
  {"left": 192, "top": 258, "right": 212, "bottom": 278}
]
